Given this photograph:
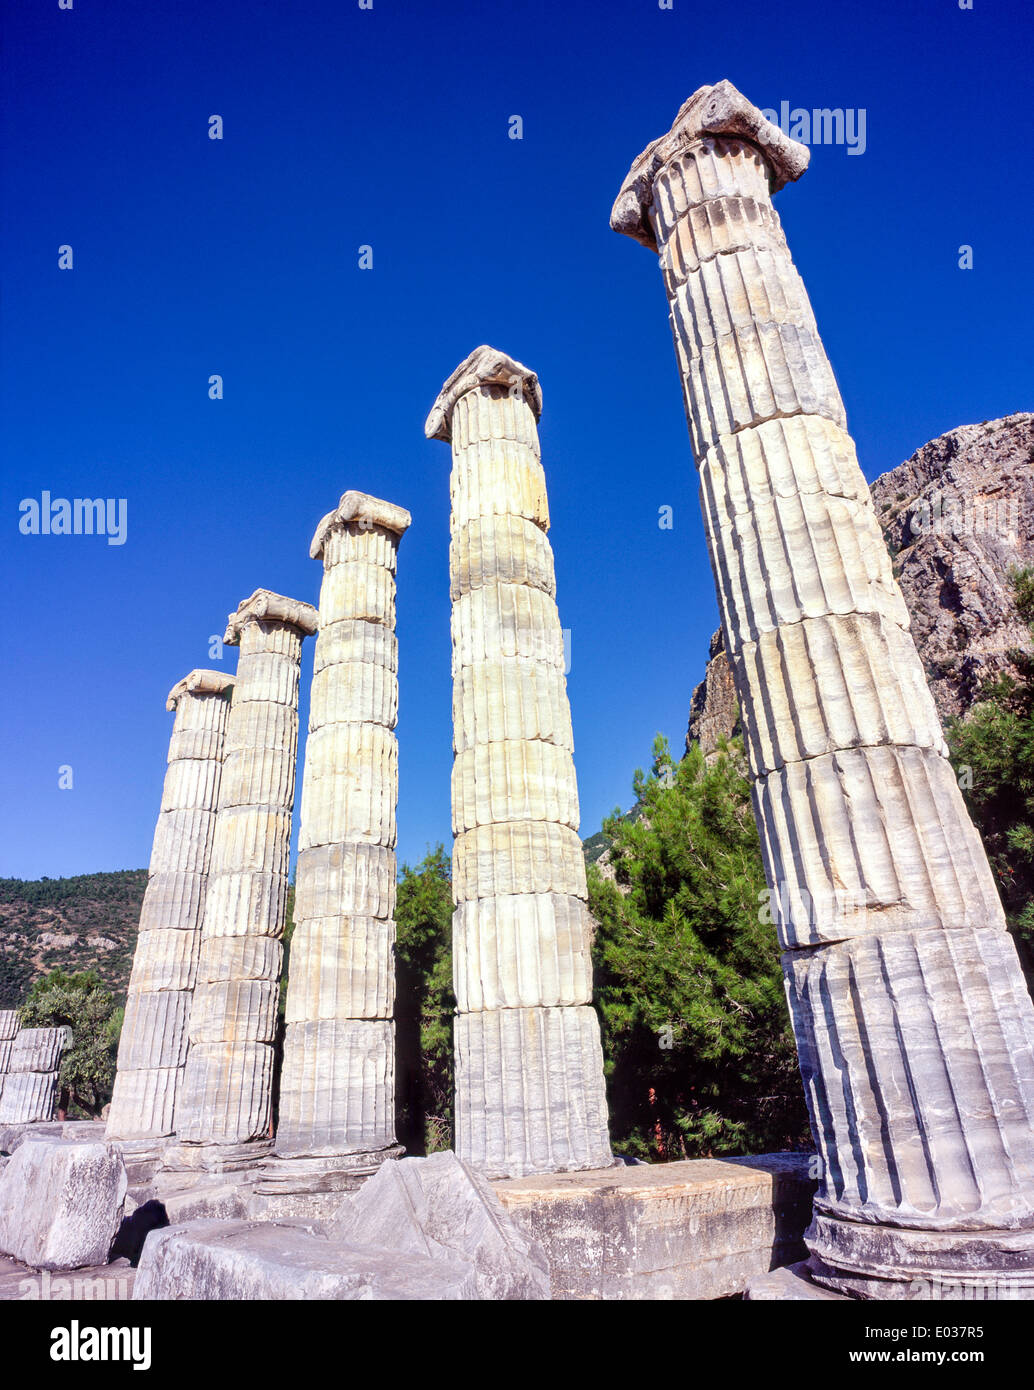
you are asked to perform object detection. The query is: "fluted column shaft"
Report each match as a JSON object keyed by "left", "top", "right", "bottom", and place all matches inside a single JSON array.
[
  {"left": 0, "top": 1011, "right": 18, "bottom": 1109},
  {"left": 106, "top": 670, "right": 234, "bottom": 1144},
  {"left": 264, "top": 492, "right": 410, "bottom": 1190},
  {"left": 0, "top": 1025, "right": 70, "bottom": 1125},
  {"left": 426, "top": 347, "right": 612, "bottom": 1179},
  {"left": 613, "top": 82, "right": 1034, "bottom": 1297},
  {"left": 169, "top": 590, "right": 317, "bottom": 1168}
]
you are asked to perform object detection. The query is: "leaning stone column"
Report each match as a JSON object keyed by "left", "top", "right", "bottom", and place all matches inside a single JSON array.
[
  {"left": 260, "top": 491, "right": 410, "bottom": 1194},
  {"left": 106, "top": 669, "right": 235, "bottom": 1150},
  {"left": 612, "top": 80, "right": 1034, "bottom": 1298},
  {"left": 166, "top": 590, "right": 318, "bottom": 1172},
  {"left": 425, "top": 346, "right": 612, "bottom": 1179}
]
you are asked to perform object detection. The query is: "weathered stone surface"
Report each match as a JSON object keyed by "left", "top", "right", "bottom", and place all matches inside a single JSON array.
[
  {"left": 273, "top": 495, "right": 408, "bottom": 1178},
  {"left": 135, "top": 871, "right": 207, "bottom": 934},
  {"left": 313, "top": 618, "right": 397, "bottom": 676},
  {"left": 188, "top": 979, "right": 279, "bottom": 1045},
  {"left": 453, "top": 821, "right": 587, "bottom": 903},
  {"left": 690, "top": 420, "right": 1034, "bottom": 748},
  {"left": 451, "top": 739, "right": 579, "bottom": 832},
  {"left": 293, "top": 843, "right": 396, "bottom": 922},
  {"left": 496, "top": 1153, "right": 816, "bottom": 1300},
  {"left": 299, "top": 724, "right": 398, "bottom": 849},
  {"left": 332, "top": 1151, "right": 550, "bottom": 1299},
  {"left": 871, "top": 412, "right": 1034, "bottom": 720},
  {"left": 0, "top": 1013, "right": 19, "bottom": 1043},
  {"left": 109, "top": 673, "right": 234, "bottom": 1142},
  {"left": 450, "top": 515, "right": 556, "bottom": 601},
  {"left": 105, "top": 1069, "right": 178, "bottom": 1142},
  {"left": 171, "top": 595, "right": 314, "bottom": 1159},
  {"left": 613, "top": 78, "right": 1034, "bottom": 1298},
  {"left": 115, "top": 992, "right": 190, "bottom": 1071},
  {"left": 0, "top": 1254, "right": 136, "bottom": 1302},
  {"left": 455, "top": 1006, "right": 612, "bottom": 1178},
  {"left": 0, "top": 1140, "right": 127, "bottom": 1270},
  {"left": 687, "top": 627, "right": 741, "bottom": 756},
  {"left": 274, "top": 1020, "right": 395, "bottom": 1159},
  {"left": 451, "top": 585, "right": 565, "bottom": 670},
  {"left": 755, "top": 744, "right": 1006, "bottom": 947},
  {"left": 745, "top": 1260, "right": 848, "bottom": 1301},
  {"left": 125, "top": 928, "right": 200, "bottom": 994},
  {"left": 453, "top": 894, "right": 594, "bottom": 1012},
  {"left": 285, "top": 917, "right": 394, "bottom": 1021},
  {"left": 428, "top": 347, "right": 612, "bottom": 1179},
  {"left": 174, "top": 1041, "right": 274, "bottom": 1147},
  {"left": 732, "top": 612, "right": 946, "bottom": 777},
  {"left": 453, "top": 658, "right": 574, "bottom": 753},
  {"left": 0, "top": 1072, "right": 58, "bottom": 1125},
  {"left": 309, "top": 661, "right": 397, "bottom": 730},
  {"left": 8, "top": 1027, "right": 70, "bottom": 1075},
  {"left": 196, "top": 870, "right": 287, "bottom": 940},
  {"left": 788, "top": 928, "right": 1034, "bottom": 1230},
  {"left": 133, "top": 1220, "right": 478, "bottom": 1300}
]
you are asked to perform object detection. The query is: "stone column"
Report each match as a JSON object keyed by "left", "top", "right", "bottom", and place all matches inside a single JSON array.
[
  {"left": 166, "top": 590, "right": 318, "bottom": 1172},
  {"left": 425, "top": 346, "right": 612, "bottom": 1179},
  {"left": 612, "top": 80, "right": 1034, "bottom": 1298},
  {"left": 0, "top": 1027, "right": 71, "bottom": 1125},
  {"left": 0, "top": 1012, "right": 18, "bottom": 1110},
  {"left": 260, "top": 491, "right": 410, "bottom": 1194},
  {"left": 106, "top": 669, "right": 235, "bottom": 1148}
]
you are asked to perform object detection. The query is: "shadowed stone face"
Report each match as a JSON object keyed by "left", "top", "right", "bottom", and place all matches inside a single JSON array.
[
  {"left": 426, "top": 348, "right": 612, "bottom": 1179},
  {"left": 612, "top": 80, "right": 1034, "bottom": 1299}
]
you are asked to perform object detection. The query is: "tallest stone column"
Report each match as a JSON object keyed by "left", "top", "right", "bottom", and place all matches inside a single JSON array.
[{"left": 612, "top": 81, "right": 1034, "bottom": 1298}]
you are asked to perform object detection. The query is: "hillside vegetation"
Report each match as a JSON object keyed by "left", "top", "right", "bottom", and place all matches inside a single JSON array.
[{"left": 0, "top": 870, "right": 145, "bottom": 1009}]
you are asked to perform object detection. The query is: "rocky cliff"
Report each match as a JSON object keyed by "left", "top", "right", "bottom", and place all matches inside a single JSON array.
[{"left": 687, "top": 412, "right": 1034, "bottom": 753}]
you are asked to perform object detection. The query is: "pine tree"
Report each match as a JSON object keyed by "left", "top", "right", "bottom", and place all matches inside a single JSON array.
[
  {"left": 394, "top": 846, "right": 455, "bottom": 1154},
  {"left": 947, "top": 567, "right": 1034, "bottom": 984},
  {"left": 20, "top": 968, "right": 120, "bottom": 1118},
  {"left": 589, "top": 735, "right": 809, "bottom": 1160}
]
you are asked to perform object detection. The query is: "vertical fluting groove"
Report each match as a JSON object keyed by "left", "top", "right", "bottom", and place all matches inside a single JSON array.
[
  {"left": 613, "top": 81, "right": 1034, "bottom": 1289},
  {"left": 427, "top": 347, "right": 611, "bottom": 1178},
  {"left": 171, "top": 594, "right": 317, "bottom": 1157},
  {"left": 107, "top": 672, "right": 234, "bottom": 1142},
  {"left": 274, "top": 494, "right": 410, "bottom": 1165}
]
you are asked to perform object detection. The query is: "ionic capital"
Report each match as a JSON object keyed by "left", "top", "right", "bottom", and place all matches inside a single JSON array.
[
  {"left": 223, "top": 589, "right": 319, "bottom": 646},
  {"left": 309, "top": 491, "right": 412, "bottom": 561},
  {"left": 166, "top": 669, "right": 236, "bottom": 711},
  {"left": 611, "top": 79, "right": 810, "bottom": 252},
  {"left": 425, "top": 345, "right": 542, "bottom": 443}
]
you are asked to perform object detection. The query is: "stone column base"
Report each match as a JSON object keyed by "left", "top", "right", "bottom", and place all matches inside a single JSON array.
[
  {"left": 107, "top": 1136, "right": 171, "bottom": 1186},
  {"left": 159, "top": 1139, "right": 273, "bottom": 1174},
  {"left": 253, "top": 1145, "right": 403, "bottom": 1195},
  {"left": 806, "top": 1211, "right": 1034, "bottom": 1300}
]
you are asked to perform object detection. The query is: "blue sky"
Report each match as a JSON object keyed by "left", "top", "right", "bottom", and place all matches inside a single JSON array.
[{"left": 2, "top": 0, "right": 1032, "bottom": 880}]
